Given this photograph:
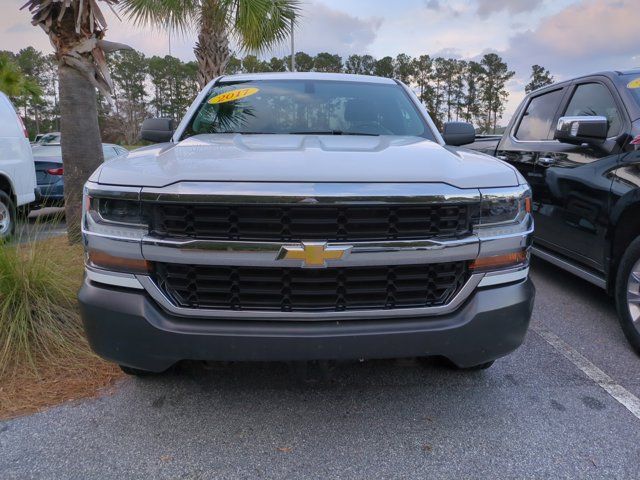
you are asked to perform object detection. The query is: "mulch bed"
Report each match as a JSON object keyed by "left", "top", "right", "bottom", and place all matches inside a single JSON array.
[{"left": 0, "top": 358, "right": 124, "bottom": 421}]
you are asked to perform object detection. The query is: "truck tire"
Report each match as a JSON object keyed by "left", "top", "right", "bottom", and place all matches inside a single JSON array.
[
  {"left": 615, "top": 236, "right": 640, "bottom": 355},
  {"left": 119, "top": 365, "right": 162, "bottom": 377},
  {"left": 458, "top": 360, "right": 495, "bottom": 371},
  {"left": 0, "top": 190, "right": 16, "bottom": 241}
]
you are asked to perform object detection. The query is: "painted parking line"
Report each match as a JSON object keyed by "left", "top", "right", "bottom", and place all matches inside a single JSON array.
[{"left": 532, "top": 324, "right": 640, "bottom": 420}]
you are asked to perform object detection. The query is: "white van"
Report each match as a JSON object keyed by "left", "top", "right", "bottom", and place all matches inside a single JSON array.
[{"left": 0, "top": 92, "right": 37, "bottom": 239}]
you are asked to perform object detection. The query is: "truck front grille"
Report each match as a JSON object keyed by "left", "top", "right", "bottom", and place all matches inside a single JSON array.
[
  {"left": 152, "top": 262, "right": 469, "bottom": 312},
  {"left": 147, "top": 203, "right": 472, "bottom": 242}
]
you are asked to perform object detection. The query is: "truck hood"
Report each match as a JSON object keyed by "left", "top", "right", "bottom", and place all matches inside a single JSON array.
[{"left": 97, "top": 134, "right": 519, "bottom": 189}]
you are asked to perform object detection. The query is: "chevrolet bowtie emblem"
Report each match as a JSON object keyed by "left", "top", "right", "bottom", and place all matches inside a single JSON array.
[{"left": 276, "top": 242, "right": 353, "bottom": 268}]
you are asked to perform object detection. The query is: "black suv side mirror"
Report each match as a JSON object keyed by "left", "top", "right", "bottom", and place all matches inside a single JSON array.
[
  {"left": 442, "top": 122, "right": 475, "bottom": 146},
  {"left": 140, "top": 118, "right": 175, "bottom": 143},
  {"left": 554, "top": 116, "right": 608, "bottom": 146}
]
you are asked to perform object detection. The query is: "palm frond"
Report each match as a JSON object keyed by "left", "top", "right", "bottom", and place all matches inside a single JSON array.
[
  {"left": 21, "top": 0, "right": 130, "bottom": 101},
  {"left": 21, "top": 78, "right": 43, "bottom": 100},
  {"left": 0, "top": 53, "right": 43, "bottom": 99},
  {"left": 223, "top": 0, "right": 300, "bottom": 53},
  {"left": 21, "top": 0, "right": 118, "bottom": 34},
  {"left": 118, "top": 0, "right": 200, "bottom": 34}
]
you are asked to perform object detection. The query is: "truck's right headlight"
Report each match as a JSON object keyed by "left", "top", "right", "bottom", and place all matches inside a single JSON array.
[
  {"left": 82, "top": 185, "right": 147, "bottom": 240},
  {"left": 82, "top": 185, "right": 150, "bottom": 274},
  {"left": 93, "top": 197, "right": 144, "bottom": 225}
]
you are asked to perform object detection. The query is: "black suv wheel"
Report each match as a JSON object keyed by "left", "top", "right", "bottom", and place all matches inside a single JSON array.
[
  {"left": 615, "top": 236, "right": 640, "bottom": 354},
  {"left": 0, "top": 190, "right": 16, "bottom": 241},
  {"left": 119, "top": 365, "right": 158, "bottom": 377}
]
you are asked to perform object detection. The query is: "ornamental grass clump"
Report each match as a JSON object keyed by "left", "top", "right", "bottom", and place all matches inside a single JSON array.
[
  {"left": 0, "top": 217, "right": 123, "bottom": 420},
  {"left": 0, "top": 224, "right": 87, "bottom": 375}
]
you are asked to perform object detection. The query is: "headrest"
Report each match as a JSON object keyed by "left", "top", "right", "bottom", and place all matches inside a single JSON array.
[{"left": 345, "top": 99, "right": 376, "bottom": 123}]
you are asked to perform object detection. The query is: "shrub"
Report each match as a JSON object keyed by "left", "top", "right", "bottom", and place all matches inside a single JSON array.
[
  {"left": 0, "top": 214, "right": 123, "bottom": 419},
  {"left": 0, "top": 225, "right": 88, "bottom": 374}
]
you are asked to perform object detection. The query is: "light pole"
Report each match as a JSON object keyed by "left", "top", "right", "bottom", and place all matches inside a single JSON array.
[{"left": 290, "top": 17, "right": 295, "bottom": 72}]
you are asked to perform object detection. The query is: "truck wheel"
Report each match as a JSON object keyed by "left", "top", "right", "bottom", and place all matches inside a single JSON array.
[
  {"left": 119, "top": 365, "right": 158, "bottom": 377},
  {"left": 17, "top": 205, "right": 32, "bottom": 221},
  {"left": 0, "top": 191, "right": 16, "bottom": 241},
  {"left": 459, "top": 360, "right": 495, "bottom": 371},
  {"left": 615, "top": 236, "right": 640, "bottom": 355}
]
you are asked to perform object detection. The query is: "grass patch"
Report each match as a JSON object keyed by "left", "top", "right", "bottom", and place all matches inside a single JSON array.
[{"left": 0, "top": 233, "right": 122, "bottom": 420}]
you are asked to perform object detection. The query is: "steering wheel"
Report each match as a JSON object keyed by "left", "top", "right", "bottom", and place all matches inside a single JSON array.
[{"left": 350, "top": 121, "right": 394, "bottom": 135}]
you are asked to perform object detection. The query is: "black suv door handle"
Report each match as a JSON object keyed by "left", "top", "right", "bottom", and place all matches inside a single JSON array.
[{"left": 537, "top": 156, "right": 556, "bottom": 166}]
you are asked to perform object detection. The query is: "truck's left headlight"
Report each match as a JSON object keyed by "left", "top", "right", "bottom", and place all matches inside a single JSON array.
[{"left": 476, "top": 185, "right": 531, "bottom": 227}]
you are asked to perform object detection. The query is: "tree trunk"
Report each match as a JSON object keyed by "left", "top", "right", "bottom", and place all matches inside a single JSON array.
[
  {"left": 194, "top": 5, "right": 231, "bottom": 89},
  {"left": 58, "top": 64, "right": 104, "bottom": 243},
  {"left": 35, "top": 105, "right": 40, "bottom": 134}
]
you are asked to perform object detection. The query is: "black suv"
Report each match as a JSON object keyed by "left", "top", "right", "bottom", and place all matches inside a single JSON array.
[{"left": 468, "top": 69, "right": 640, "bottom": 353}]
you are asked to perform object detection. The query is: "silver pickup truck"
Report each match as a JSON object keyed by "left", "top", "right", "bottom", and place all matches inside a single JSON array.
[{"left": 79, "top": 72, "right": 535, "bottom": 375}]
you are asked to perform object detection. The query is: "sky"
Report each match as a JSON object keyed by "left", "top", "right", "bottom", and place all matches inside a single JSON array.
[{"left": 2, "top": 0, "right": 638, "bottom": 122}]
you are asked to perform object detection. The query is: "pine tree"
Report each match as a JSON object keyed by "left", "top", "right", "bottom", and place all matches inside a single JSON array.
[
  {"left": 525, "top": 65, "right": 554, "bottom": 93},
  {"left": 479, "top": 53, "right": 514, "bottom": 133}
]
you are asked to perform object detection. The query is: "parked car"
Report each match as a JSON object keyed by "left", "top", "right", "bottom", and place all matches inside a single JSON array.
[
  {"left": 79, "top": 72, "right": 535, "bottom": 376},
  {"left": 33, "top": 143, "right": 128, "bottom": 206},
  {"left": 466, "top": 69, "right": 640, "bottom": 354},
  {"left": 0, "top": 92, "right": 37, "bottom": 239},
  {"left": 33, "top": 132, "right": 61, "bottom": 145}
]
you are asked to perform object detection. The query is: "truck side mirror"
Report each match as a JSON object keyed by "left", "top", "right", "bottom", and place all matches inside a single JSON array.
[
  {"left": 442, "top": 122, "right": 475, "bottom": 146},
  {"left": 554, "top": 116, "right": 608, "bottom": 146},
  {"left": 140, "top": 118, "right": 175, "bottom": 143}
]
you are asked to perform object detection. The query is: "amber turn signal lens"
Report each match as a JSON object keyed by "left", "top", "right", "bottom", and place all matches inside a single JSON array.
[
  {"left": 88, "top": 250, "right": 150, "bottom": 274},
  {"left": 525, "top": 197, "right": 532, "bottom": 213},
  {"left": 470, "top": 250, "right": 528, "bottom": 271}
]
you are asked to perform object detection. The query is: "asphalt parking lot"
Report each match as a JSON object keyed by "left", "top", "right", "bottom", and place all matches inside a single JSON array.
[
  {"left": 1, "top": 258, "right": 639, "bottom": 479},
  {"left": 16, "top": 207, "right": 66, "bottom": 242}
]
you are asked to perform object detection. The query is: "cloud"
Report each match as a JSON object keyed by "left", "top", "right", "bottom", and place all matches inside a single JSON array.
[
  {"left": 5, "top": 23, "right": 30, "bottom": 34},
  {"left": 291, "top": 1, "right": 382, "bottom": 58},
  {"left": 424, "top": 0, "right": 441, "bottom": 10},
  {"left": 432, "top": 48, "right": 463, "bottom": 59},
  {"left": 503, "top": 0, "right": 639, "bottom": 78},
  {"left": 422, "top": 0, "right": 464, "bottom": 17},
  {"left": 476, "top": 0, "right": 545, "bottom": 18}
]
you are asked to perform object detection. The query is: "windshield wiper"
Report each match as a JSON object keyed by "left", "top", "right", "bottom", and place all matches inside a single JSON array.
[
  {"left": 289, "top": 130, "right": 380, "bottom": 136},
  {"left": 222, "top": 131, "right": 274, "bottom": 134}
]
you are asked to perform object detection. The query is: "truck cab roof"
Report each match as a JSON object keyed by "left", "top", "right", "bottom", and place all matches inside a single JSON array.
[
  {"left": 529, "top": 69, "right": 640, "bottom": 93},
  {"left": 217, "top": 71, "right": 398, "bottom": 85}
]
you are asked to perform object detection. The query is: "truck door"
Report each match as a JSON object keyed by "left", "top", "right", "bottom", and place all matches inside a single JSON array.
[
  {"left": 525, "top": 80, "right": 626, "bottom": 271},
  {"left": 496, "top": 87, "right": 566, "bottom": 195}
]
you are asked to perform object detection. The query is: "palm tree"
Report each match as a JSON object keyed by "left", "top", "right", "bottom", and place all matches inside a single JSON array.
[
  {"left": 21, "top": 0, "right": 130, "bottom": 242},
  {"left": 0, "top": 53, "right": 42, "bottom": 100},
  {"left": 119, "top": 0, "right": 300, "bottom": 89}
]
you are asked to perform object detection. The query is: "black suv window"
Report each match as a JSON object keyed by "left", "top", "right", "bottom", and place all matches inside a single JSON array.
[
  {"left": 564, "top": 83, "right": 621, "bottom": 137},
  {"left": 515, "top": 89, "right": 563, "bottom": 141}
]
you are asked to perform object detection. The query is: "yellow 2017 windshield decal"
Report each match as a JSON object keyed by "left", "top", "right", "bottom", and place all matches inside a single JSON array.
[
  {"left": 627, "top": 78, "right": 640, "bottom": 89},
  {"left": 208, "top": 87, "right": 260, "bottom": 104}
]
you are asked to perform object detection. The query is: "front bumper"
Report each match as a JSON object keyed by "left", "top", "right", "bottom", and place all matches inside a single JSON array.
[{"left": 79, "top": 277, "right": 535, "bottom": 372}]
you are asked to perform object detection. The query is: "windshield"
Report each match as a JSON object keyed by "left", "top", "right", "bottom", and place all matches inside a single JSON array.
[
  {"left": 183, "top": 79, "right": 433, "bottom": 139},
  {"left": 38, "top": 133, "right": 60, "bottom": 144}
]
